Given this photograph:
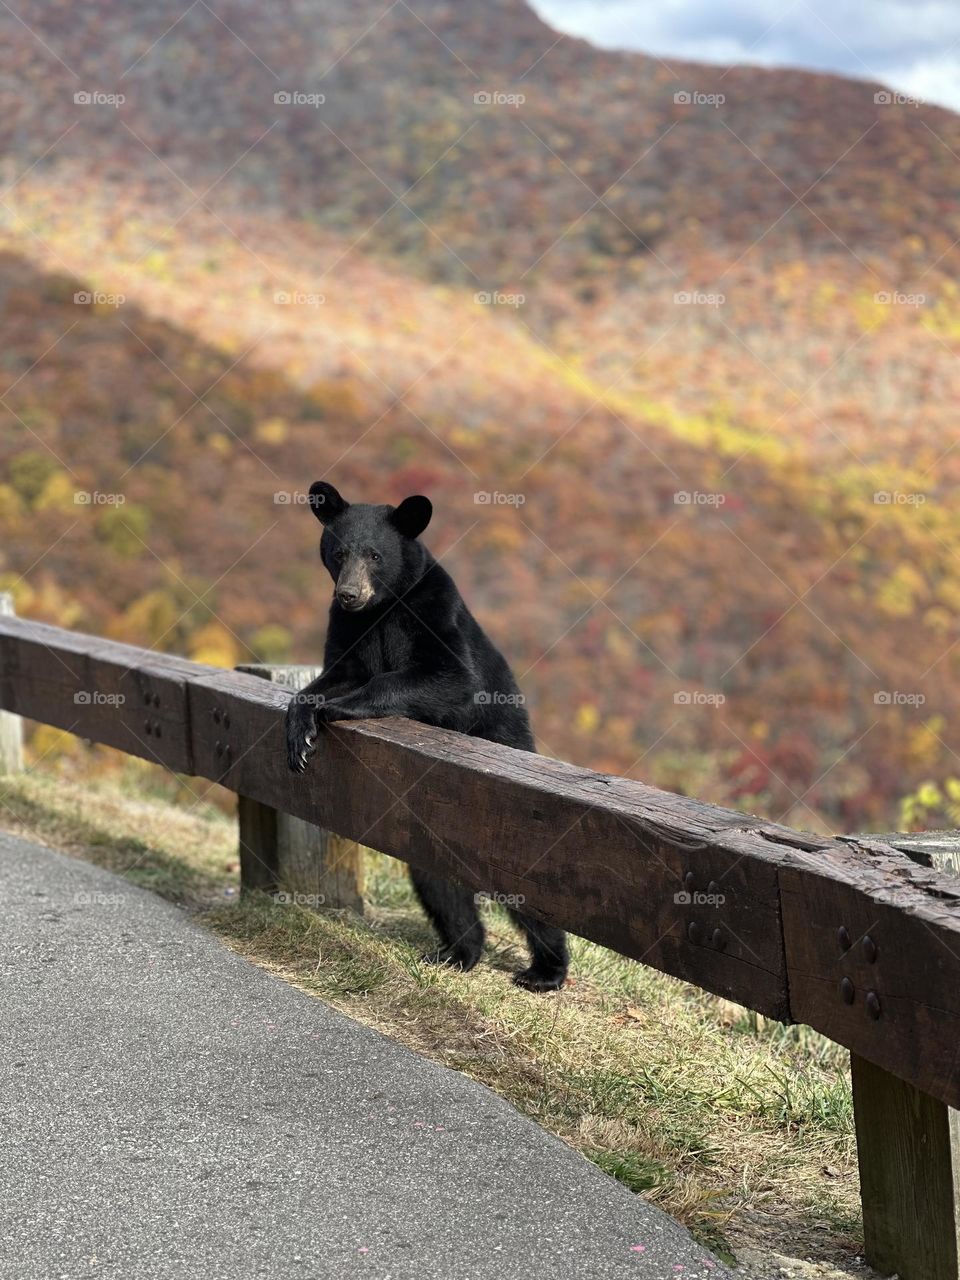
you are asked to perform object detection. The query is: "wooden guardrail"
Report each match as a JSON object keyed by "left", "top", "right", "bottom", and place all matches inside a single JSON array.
[{"left": 1, "top": 608, "right": 959, "bottom": 1278}]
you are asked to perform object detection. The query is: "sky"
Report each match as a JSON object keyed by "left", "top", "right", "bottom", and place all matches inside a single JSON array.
[{"left": 532, "top": 0, "right": 960, "bottom": 113}]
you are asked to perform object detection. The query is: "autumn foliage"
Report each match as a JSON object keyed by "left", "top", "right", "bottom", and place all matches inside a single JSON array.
[{"left": 2, "top": 0, "right": 960, "bottom": 830}]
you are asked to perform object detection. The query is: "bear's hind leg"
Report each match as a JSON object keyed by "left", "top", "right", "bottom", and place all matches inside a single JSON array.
[
  {"left": 507, "top": 909, "right": 568, "bottom": 992},
  {"left": 410, "top": 868, "right": 485, "bottom": 971}
]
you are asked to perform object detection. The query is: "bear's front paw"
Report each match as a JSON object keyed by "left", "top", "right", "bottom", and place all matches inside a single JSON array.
[{"left": 286, "top": 699, "right": 319, "bottom": 774}]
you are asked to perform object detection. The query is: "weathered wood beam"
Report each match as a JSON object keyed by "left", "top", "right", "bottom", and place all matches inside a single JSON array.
[{"left": 0, "top": 614, "right": 207, "bottom": 774}]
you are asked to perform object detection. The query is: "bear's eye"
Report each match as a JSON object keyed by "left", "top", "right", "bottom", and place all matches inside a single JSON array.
[
  {"left": 369, "top": 551, "right": 381, "bottom": 563},
  {"left": 332, "top": 547, "right": 345, "bottom": 563}
]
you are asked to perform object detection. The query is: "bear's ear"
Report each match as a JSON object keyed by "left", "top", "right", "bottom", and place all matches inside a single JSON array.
[
  {"left": 308, "top": 481, "right": 348, "bottom": 524},
  {"left": 390, "top": 494, "right": 432, "bottom": 539}
]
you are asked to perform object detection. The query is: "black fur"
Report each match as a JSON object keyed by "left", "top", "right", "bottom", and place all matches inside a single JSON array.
[{"left": 285, "top": 481, "right": 568, "bottom": 992}]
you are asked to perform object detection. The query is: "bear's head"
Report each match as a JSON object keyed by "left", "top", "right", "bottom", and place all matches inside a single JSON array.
[{"left": 307, "top": 480, "right": 432, "bottom": 612}]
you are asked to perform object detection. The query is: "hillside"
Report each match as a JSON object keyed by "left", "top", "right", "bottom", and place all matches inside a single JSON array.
[
  {"left": 4, "top": 0, "right": 960, "bottom": 281},
  {"left": 2, "top": 0, "right": 960, "bottom": 829}
]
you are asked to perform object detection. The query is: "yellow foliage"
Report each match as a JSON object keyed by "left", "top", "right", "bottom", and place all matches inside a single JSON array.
[
  {"left": 852, "top": 292, "right": 891, "bottom": 332},
  {"left": 773, "top": 260, "right": 807, "bottom": 301},
  {"left": 876, "top": 563, "right": 926, "bottom": 617},
  {"left": 209, "top": 433, "right": 233, "bottom": 457},
  {"left": 307, "top": 379, "right": 364, "bottom": 422},
  {"left": 109, "top": 589, "right": 180, "bottom": 646},
  {"left": 905, "top": 716, "right": 946, "bottom": 770},
  {"left": 189, "top": 621, "right": 238, "bottom": 669},
  {"left": 30, "top": 724, "right": 80, "bottom": 763},
  {"left": 480, "top": 522, "right": 525, "bottom": 552},
  {"left": 604, "top": 627, "right": 634, "bottom": 659},
  {"left": 34, "top": 470, "right": 77, "bottom": 513},
  {"left": 251, "top": 623, "right": 292, "bottom": 662},
  {"left": 0, "top": 484, "right": 25, "bottom": 525},
  {"left": 923, "top": 300, "right": 960, "bottom": 340},
  {"left": 576, "top": 703, "right": 600, "bottom": 732},
  {"left": 255, "top": 417, "right": 289, "bottom": 445},
  {"left": 923, "top": 605, "right": 953, "bottom": 634},
  {"left": 142, "top": 250, "right": 170, "bottom": 279},
  {"left": 27, "top": 578, "right": 84, "bottom": 627}
]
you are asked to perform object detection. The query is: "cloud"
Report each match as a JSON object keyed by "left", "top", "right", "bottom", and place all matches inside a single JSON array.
[{"left": 531, "top": 0, "right": 960, "bottom": 111}]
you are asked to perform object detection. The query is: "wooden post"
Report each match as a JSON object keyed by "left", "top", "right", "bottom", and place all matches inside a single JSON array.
[
  {"left": 0, "top": 595, "right": 23, "bottom": 775},
  {"left": 852, "top": 1054, "right": 960, "bottom": 1279},
  {"left": 848, "top": 830, "right": 960, "bottom": 1280},
  {"left": 235, "top": 664, "right": 365, "bottom": 914}
]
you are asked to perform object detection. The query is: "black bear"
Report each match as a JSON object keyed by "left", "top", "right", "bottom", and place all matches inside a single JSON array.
[{"left": 285, "top": 480, "right": 568, "bottom": 992}]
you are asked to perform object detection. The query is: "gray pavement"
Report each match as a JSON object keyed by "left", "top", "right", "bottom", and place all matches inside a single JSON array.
[{"left": 0, "top": 831, "right": 731, "bottom": 1279}]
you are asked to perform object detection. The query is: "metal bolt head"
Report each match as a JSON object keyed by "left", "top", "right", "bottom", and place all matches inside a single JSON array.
[
  {"left": 143, "top": 690, "right": 151, "bottom": 705},
  {"left": 215, "top": 741, "right": 223, "bottom": 757},
  {"left": 223, "top": 713, "right": 230, "bottom": 729},
  {"left": 862, "top": 935, "right": 877, "bottom": 964},
  {"left": 712, "top": 928, "right": 726, "bottom": 951},
  {"left": 687, "top": 920, "right": 702, "bottom": 944},
  {"left": 837, "top": 926, "right": 851, "bottom": 951},
  {"left": 144, "top": 720, "right": 152, "bottom": 735},
  {"left": 152, "top": 692, "right": 160, "bottom": 708},
  {"left": 707, "top": 880, "right": 719, "bottom": 896},
  {"left": 839, "top": 977, "right": 855, "bottom": 1005},
  {"left": 683, "top": 871, "right": 695, "bottom": 892},
  {"left": 866, "top": 991, "right": 881, "bottom": 1020},
  {"left": 213, "top": 708, "right": 221, "bottom": 724}
]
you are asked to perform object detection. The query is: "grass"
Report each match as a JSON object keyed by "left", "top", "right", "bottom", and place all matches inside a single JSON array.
[{"left": 0, "top": 758, "right": 864, "bottom": 1270}]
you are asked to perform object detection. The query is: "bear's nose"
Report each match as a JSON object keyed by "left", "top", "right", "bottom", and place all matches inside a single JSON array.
[{"left": 337, "top": 587, "right": 359, "bottom": 603}]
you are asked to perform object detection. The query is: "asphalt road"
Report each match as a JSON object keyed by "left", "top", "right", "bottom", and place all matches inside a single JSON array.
[{"left": 0, "top": 831, "right": 731, "bottom": 1279}]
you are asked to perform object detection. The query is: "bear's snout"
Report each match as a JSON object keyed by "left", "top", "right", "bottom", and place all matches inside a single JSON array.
[{"left": 336, "top": 560, "right": 375, "bottom": 610}]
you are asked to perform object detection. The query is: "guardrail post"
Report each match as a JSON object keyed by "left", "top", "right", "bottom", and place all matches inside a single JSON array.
[
  {"left": 234, "top": 664, "right": 364, "bottom": 914},
  {"left": 852, "top": 1053, "right": 960, "bottom": 1279},
  {"left": 847, "top": 829, "right": 960, "bottom": 1279},
  {"left": 0, "top": 595, "right": 24, "bottom": 776}
]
